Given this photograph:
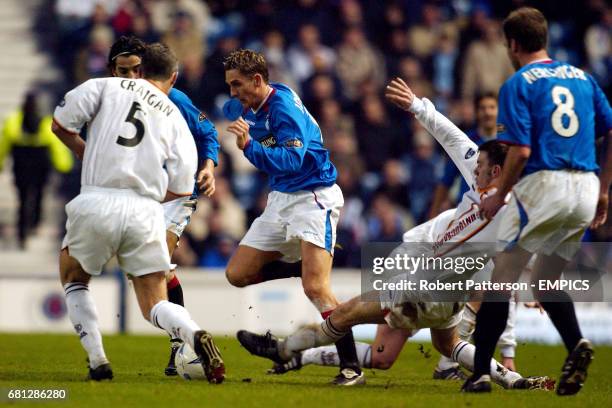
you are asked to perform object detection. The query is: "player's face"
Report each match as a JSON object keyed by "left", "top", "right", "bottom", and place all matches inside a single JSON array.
[
  {"left": 112, "top": 55, "right": 142, "bottom": 79},
  {"left": 474, "top": 151, "right": 498, "bottom": 189},
  {"left": 476, "top": 97, "right": 498, "bottom": 130},
  {"left": 225, "top": 69, "right": 261, "bottom": 109}
]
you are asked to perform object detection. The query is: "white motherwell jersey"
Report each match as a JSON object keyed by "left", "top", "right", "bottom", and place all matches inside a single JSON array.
[
  {"left": 53, "top": 78, "right": 197, "bottom": 202},
  {"left": 404, "top": 98, "right": 507, "bottom": 252}
]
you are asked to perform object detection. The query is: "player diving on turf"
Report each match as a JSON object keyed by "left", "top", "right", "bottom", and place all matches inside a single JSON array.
[{"left": 237, "top": 77, "right": 554, "bottom": 391}]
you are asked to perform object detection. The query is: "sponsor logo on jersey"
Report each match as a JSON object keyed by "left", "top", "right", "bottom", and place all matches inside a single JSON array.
[
  {"left": 465, "top": 148, "right": 476, "bottom": 159},
  {"left": 285, "top": 139, "right": 304, "bottom": 148},
  {"left": 496, "top": 123, "right": 506, "bottom": 133},
  {"left": 58, "top": 98, "right": 66, "bottom": 107},
  {"left": 198, "top": 112, "right": 207, "bottom": 122},
  {"left": 260, "top": 134, "right": 277, "bottom": 147}
]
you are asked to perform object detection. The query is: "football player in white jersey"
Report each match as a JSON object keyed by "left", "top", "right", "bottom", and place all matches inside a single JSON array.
[
  {"left": 51, "top": 43, "right": 225, "bottom": 383},
  {"left": 237, "top": 78, "right": 553, "bottom": 390}
]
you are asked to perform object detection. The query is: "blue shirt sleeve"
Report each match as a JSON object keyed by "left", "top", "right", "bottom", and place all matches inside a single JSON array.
[
  {"left": 440, "top": 158, "right": 460, "bottom": 188},
  {"left": 496, "top": 78, "right": 532, "bottom": 146},
  {"left": 169, "top": 88, "right": 219, "bottom": 166},
  {"left": 590, "top": 75, "right": 612, "bottom": 136},
  {"left": 243, "top": 108, "right": 309, "bottom": 174}
]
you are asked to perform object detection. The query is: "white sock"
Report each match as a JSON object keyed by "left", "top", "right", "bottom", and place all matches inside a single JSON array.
[
  {"left": 436, "top": 355, "right": 459, "bottom": 371},
  {"left": 452, "top": 340, "right": 522, "bottom": 388},
  {"left": 301, "top": 342, "right": 372, "bottom": 368},
  {"left": 149, "top": 300, "right": 200, "bottom": 350},
  {"left": 280, "top": 320, "right": 340, "bottom": 360},
  {"left": 64, "top": 283, "right": 108, "bottom": 369}
]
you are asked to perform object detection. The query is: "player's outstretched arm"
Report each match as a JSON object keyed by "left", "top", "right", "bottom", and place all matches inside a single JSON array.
[{"left": 385, "top": 77, "right": 478, "bottom": 187}]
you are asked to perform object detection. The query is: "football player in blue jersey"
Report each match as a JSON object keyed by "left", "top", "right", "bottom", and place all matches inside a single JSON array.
[
  {"left": 222, "top": 49, "right": 363, "bottom": 385},
  {"left": 107, "top": 36, "right": 220, "bottom": 376},
  {"left": 466, "top": 8, "right": 612, "bottom": 394}
]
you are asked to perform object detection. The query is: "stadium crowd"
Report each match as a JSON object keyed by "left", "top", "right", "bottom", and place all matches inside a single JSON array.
[{"left": 8, "top": 0, "right": 610, "bottom": 267}]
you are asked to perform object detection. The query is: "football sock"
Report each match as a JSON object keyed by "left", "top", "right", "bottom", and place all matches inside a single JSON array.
[
  {"left": 452, "top": 340, "right": 521, "bottom": 388},
  {"left": 63, "top": 283, "right": 108, "bottom": 369},
  {"left": 301, "top": 342, "right": 372, "bottom": 368},
  {"left": 334, "top": 330, "right": 361, "bottom": 373},
  {"left": 436, "top": 303, "right": 477, "bottom": 371},
  {"left": 473, "top": 293, "right": 510, "bottom": 378},
  {"left": 260, "top": 260, "right": 302, "bottom": 282},
  {"left": 279, "top": 317, "right": 346, "bottom": 360},
  {"left": 539, "top": 292, "right": 582, "bottom": 352},
  {"left": 436, "top": 356, "right": 459, "bottom": 371},
  {"left": 150, "top": 300, "right": 200, "bottom": 350},
  {"left": 167, "top": 274, "right": 184, "bottom": 307}
]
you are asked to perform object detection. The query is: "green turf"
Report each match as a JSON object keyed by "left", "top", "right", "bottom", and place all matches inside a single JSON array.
[{"left": 0, "top": 333, "right": 610, "bottom": 407}]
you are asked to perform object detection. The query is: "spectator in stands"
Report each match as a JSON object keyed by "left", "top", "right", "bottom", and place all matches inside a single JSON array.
[
  {"left": 366, "top": 192, "right": 407, "bottom": 242},
  {"left": 404, "top": 127, "right": 444, "bottom": 223},
  {"left": 0, "top": 91, "right": 73, "bottom": 249},
  {"left": 74, "top": 24, "right": 114, "bottom": 84},
  {"left": 287, "top": 24, "right": 336, "bottom": 89},
  {"left": 336, "top": 26, "right": 386, "bottom": 101},
  {"left": 161, "top": 10, "right": 204, "bottom": 66},
  {"left": 461, "top": 19, "right": 513, "bottom": 100}
]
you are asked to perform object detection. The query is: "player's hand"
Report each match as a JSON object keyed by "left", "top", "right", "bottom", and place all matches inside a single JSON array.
[
  {"left": 590, "top": 191, "right": 609, "bottom": 229},
  {"left": 197, "top": 159, "right": 215, "bottom": 197},
  {"left": 385, "top": 77, "right": 414, "bottom": 111},
  {"left": 480, "top": 192, "right": 505, "bottom": 220},
  {"left": 227, "top": 118, "right": 251, "bottom": 150},
  {"left": 501, "top": 357, "right": 516, "bottom": 371}
]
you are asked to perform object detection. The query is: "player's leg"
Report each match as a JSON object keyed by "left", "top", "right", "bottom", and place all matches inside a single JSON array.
[
  {"left": 434, "top": 303, "right": 478, "bottom": 380},
  {"left": 300, "top": 241, "right": 364, "bottom": 384},
  {"left": 133, "top": 271, "right": 225, "bottom": 384},
  {"left": 238, "top": 293, "right": 387, "bottom": 362},
  {"left": 60, "top": 248, "right": 112, "bottom": 380},
  {"left": 162, "top": 230, "right": 184, "bottom": 376},
  {"left": 225, "top": 245, "right": 284, "bottom": 287},
  {"left": 432, "top": 327, "right": 552, "bottom": 391},
  {"left": 531, "top": 252, "right": 594, "bottom": 395},
  {"left": 470, "top": 245, "right": 532, "bottom": 389},
  {"left": 271, "top": 323, "right": 410, "bottom": 374}
]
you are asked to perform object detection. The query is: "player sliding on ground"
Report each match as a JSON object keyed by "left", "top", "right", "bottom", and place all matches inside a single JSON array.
[
  {"left": 237, "top": 78, "right": 553, "bottom": 391},
  {"left": 268, "top": 298, "right": 518, "bottom": 382},
  {"left": 52, "top": 43, "right": 224, "bottom": 383},
  {"left": 222, "top": 49, "right": 363, "bottom": 385}
]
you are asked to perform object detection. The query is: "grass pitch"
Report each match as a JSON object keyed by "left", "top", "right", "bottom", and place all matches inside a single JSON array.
[{"left": 1, "top": 333, "right": 611, "bottom": 407}]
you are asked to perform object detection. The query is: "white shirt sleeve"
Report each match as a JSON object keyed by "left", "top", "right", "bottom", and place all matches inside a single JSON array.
[
  {"left": 166, "top": 120, "right": 198, "bottom": 196},
  {"left": 410, "top": 97, "right": 478, "bottom": 187},
  {"left": 53, "top": 78, "right": 106, "bottom": 133}
]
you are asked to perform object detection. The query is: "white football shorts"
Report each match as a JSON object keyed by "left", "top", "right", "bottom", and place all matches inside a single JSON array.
[
  {"left": 497, "top": 170, "right": 599, "bottom": 260},
  {"left": 240, "top": 184, "right": 344, "bottom": 262},
  {"left": 162, "top": 195, "right": 194, "bottom": 238},
  {"left": 62, "top": 186, "right": 171, "bottom": 276}
]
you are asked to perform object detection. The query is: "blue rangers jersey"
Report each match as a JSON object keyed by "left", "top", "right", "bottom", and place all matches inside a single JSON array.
[
  {"left": 169, "top": 88, "right": 219, "bottom": 196},
  {"left": 225, "top": 83, "right": 337, "bottom": 192},
  {"left": 496, "top": 59, "right": 612, "bottom": 176}
]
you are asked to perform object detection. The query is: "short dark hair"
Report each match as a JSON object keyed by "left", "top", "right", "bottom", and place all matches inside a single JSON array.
[
  {"left": 502, "top": 7, "right": 548, "bottom": 53},
  {"left": 474, "top": 92, "right": 498, "bottom": 111},
  {"left": 107, "top": 36, "right": 145, "bottom": 70},
  {"left": 223, "top": 49, "right": 269, "bottom": 83},
  {"left": 141, "top": 43, "right": 179, "bottom": 81},
  {"left": 479, "top": 140, "right": 508, "bottom": 167}
]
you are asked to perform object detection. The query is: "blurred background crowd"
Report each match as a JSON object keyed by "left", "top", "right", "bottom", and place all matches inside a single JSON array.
[{"left": 1, "top": 0, "right": 611, "bottom": 269}]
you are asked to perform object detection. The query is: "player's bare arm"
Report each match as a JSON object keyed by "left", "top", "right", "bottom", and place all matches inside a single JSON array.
[
  {"left": 480, "top": 145, "right": 531, "bottom": 220},
  {"left": 197, "top": 158, "right": 216, "bottom": 197},
  {"left": 385, "top": 77, "right": 414, "bottom": 112},
  {"left": 591, "top": 129, "right": 612, "bottom": 228},
  {"left": 226, "top": 117, "right": 251, "bottom": 150},
  {"left": 51, "top": 121, "right": 86, "bottom": 160}
]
